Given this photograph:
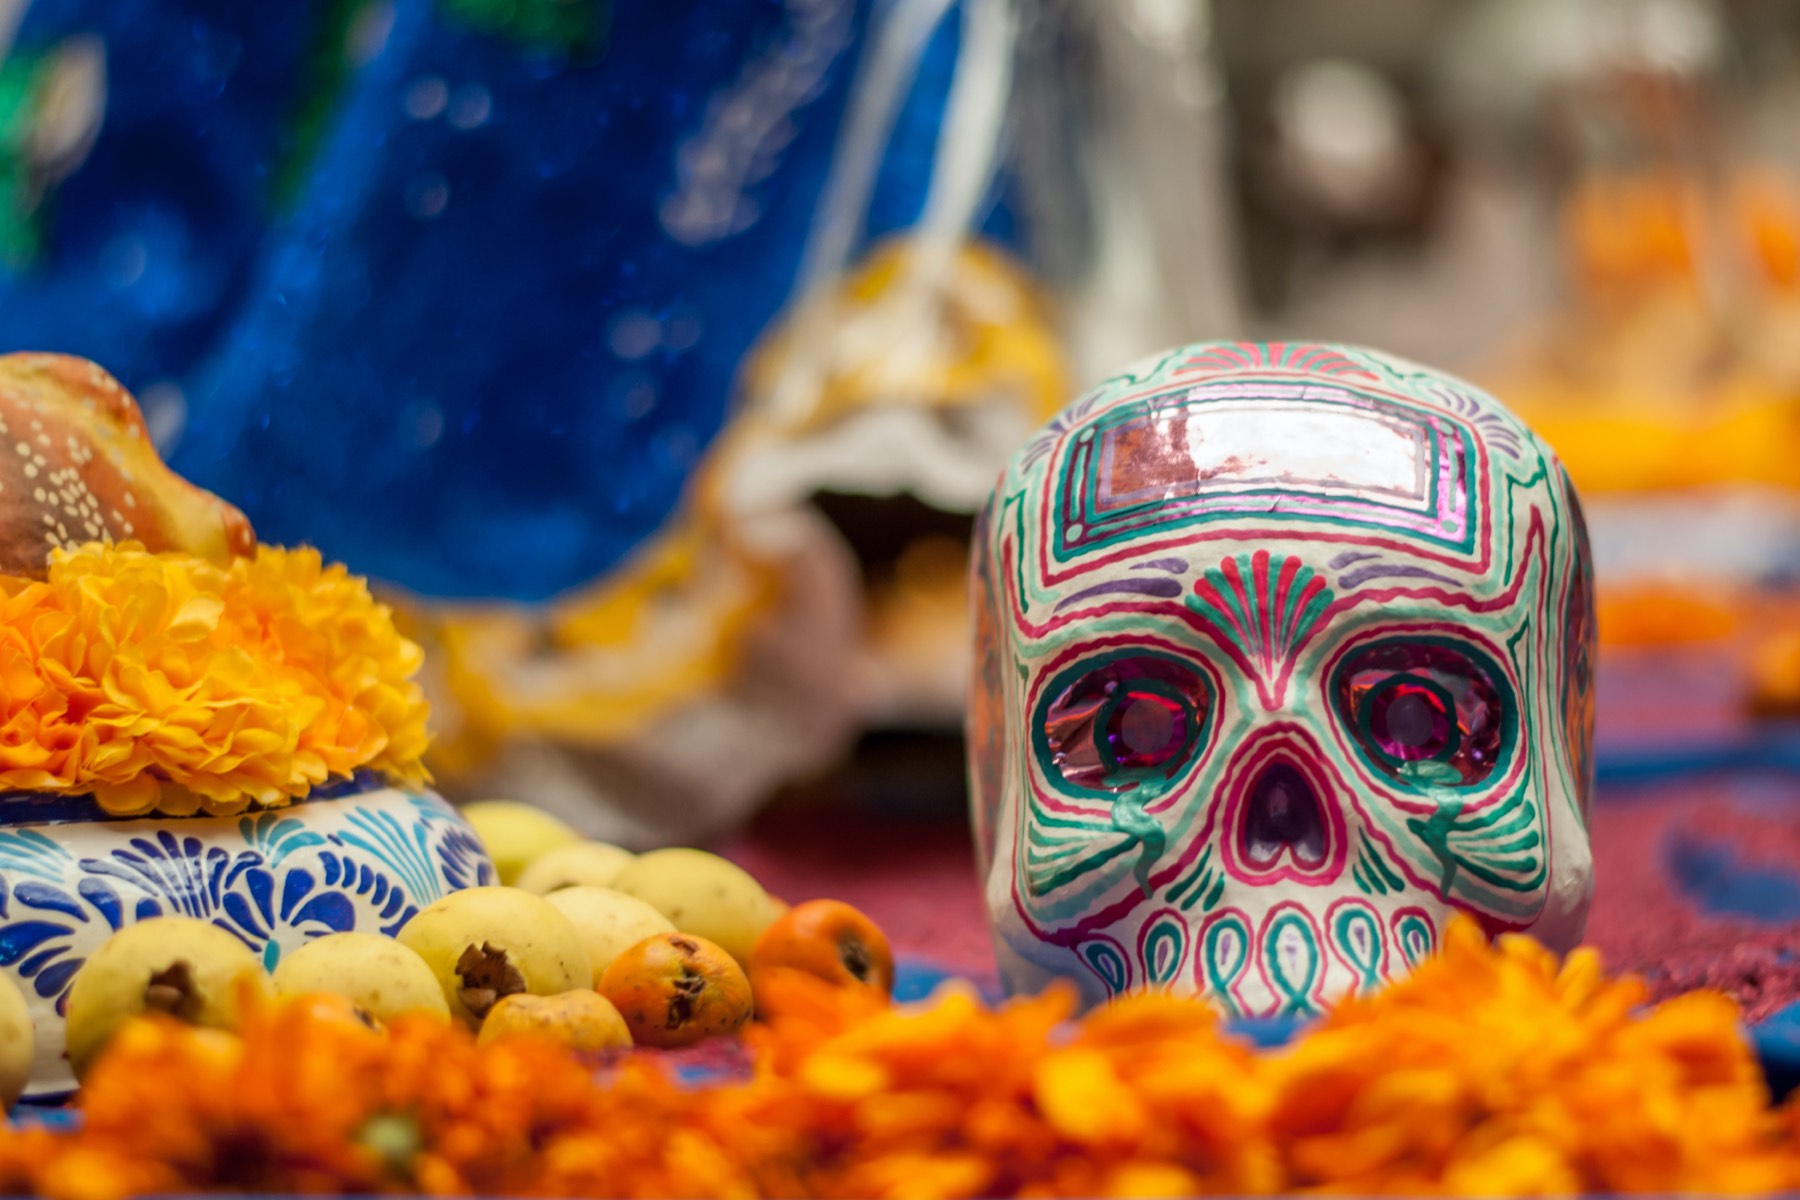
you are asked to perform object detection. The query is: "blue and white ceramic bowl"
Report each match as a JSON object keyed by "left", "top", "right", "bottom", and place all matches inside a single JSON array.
[{"left": 0, "top": 775, "right": 493, "bottom": 1100}]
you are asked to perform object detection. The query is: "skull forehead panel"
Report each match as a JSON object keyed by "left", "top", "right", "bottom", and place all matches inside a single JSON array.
[{"left": 969, "top": 342, "right": 1595, "bottom": 1014}]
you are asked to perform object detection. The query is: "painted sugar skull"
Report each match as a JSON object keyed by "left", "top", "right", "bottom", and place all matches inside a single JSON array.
[{"left": 969, "top": 342, "right": 1596, "bottom": 1015}]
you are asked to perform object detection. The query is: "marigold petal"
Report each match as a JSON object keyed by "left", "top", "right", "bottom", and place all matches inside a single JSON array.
[
  {"left": 92, "top": 773, "right": 161, "bottom": 817},
  {"left": 1035, "top": 1048, "right": 1149, "bottom": 1146}
]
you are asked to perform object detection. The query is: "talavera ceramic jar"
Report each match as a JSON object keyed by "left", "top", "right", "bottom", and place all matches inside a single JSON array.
[
  {"left": 0, "top": 352, "right": 498, "bottom": 1101},
  {"left": 0, "top": 778, "right": 494, "bottom": 1100}
]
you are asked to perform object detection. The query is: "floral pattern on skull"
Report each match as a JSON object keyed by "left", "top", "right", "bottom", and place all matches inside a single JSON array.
[{"left": 969, "top": 342, "right": 1596, "bottom": 1014}]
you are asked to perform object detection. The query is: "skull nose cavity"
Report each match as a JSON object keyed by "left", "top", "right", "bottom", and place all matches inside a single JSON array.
[{"left": 1241, "top": 762, "right": 1329, "bottom": 869}]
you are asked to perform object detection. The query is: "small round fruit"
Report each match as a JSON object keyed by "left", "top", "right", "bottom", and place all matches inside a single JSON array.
[
  {"left": 609, "top": 848, "right": 782, "bottom": 966},
  {"left": 597, "top": 932, "right": 753, "bottom": 1049},
  {"left": 750, "top": 899, "right": 895, "bottom": 997},
  {"left": 544, "top": 887, "right": 676, "bottom": 985},
  {"left": 272, "top": 933, "right": 450, "bottom": 1023},
  {"left": 65, "top": 917, "right": 272, "bottom": 1077},
  {"left": 477, "top": 991, "right": 633, "bottom": 1054},
  {"left": 277, "top": 992, "right": 387, "bottom": 1034},
  {"left": 396, "top": 887, "right": 589, "bottom": 1027},
  {"left": 515, "top": 842, "right": 636, "bottom": 895},
  {"left": 460, "top": 800, "right": 582, "bottom": 885},
  {"left": 0, "top": 973, "right": 32, "bottom": 1108}
]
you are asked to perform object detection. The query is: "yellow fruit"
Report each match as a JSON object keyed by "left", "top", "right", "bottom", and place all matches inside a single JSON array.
[
  {"left": 609, "top": 848, "right": 781, "bottom": 967},
  {"left": 395, "top": 887, "right": 589, "bottom": 1027},
  {"left": 543, "top": 887, "right": 676, "bottom": 985},
  {"left": 0, "top": 973, "right": 31, "bottom": 1108},
  {"left": 515, "top": 842, "right": 636, "bottom": 895},
  {"left": 271, "top": 933, "right": 451, "bottom": 1023},
  {"left": 477, "top": 990, "right": 633, "bottom": 1053},
  {"left": 459, "top": 800, "right": 582, "bottom": 885},
  {"left": 64, "top": 917, "right": 271, "bottom": 1077}
]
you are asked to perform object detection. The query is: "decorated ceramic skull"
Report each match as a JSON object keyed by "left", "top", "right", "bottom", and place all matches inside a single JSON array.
[{"left": 968, "top": 342, "right": 1595, "bottom": 1014}]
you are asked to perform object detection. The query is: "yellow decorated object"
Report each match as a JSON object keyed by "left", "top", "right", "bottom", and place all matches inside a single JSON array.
[
  {"left": 420, "top": 510, "right": 785, "bottom": 765},
  {"left": 739, "top": 237, "right": 1068, "bottom": 432}
]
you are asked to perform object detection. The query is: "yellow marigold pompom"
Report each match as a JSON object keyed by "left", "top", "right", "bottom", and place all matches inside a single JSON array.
[{"left": 0, "top": 542, "right": 429, "bottom": 816}]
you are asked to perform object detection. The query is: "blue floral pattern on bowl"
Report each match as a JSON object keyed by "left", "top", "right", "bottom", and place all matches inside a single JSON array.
[{"left": 0, "top": 778, "right": 493, "bottom": 1100}]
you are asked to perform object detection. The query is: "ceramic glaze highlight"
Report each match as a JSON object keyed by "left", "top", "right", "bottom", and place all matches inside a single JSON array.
[
  {"left": 0, "top": 780, "right": 493, "bottom": 1099},
  {"left": 969, "top": 342, "right": 1596, "bottom": 1014}
]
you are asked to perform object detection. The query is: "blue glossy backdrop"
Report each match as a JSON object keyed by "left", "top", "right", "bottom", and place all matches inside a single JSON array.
[{"left": 0, "top": 0, "right": 1018, "bottom": 599}]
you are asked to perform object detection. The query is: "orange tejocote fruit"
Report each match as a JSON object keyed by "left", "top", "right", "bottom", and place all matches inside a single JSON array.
[
  {"left": 597, "top": 932, "right": 753, "bottom": 1049},
  {"left": 749, "top": 899, "right": 895, "bottom": 999},
  {"left": 274, "top": 991, "right": 389, "bottom": 1036},
  {"left": 0, "top": 353, "right": 254, "bottom": 574}
]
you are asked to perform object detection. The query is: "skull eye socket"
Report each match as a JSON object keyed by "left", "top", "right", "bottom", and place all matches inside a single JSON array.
[
  {"left": 1038, "top": 654, "right": 1213, "bottom": 793},
  {"left": 1333, "top": 640, "right": 1513, "bottom": 788}
]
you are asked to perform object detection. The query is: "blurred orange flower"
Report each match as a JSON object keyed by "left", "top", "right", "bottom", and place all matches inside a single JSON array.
[
  {"left": 1269, "top": 921, "right": 1790, "bottom": 1194},
  {"left": 8, "top": 917, "right": 1800, "bottom": 1198}
]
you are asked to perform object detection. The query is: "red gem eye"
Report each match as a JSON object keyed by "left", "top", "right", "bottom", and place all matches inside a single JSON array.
[
  {"left": 1334, "top": 641, "right": 1510, "bottom": 787},
  {"left": 1041, "top": 655, "right": 1212, "bottom": 792},
  {"left": 1107, "top": 691, "right": 1187, "bottom": 769},
  {"left": 1368, "top": 681, "right": 1453, "bottom": 761}
]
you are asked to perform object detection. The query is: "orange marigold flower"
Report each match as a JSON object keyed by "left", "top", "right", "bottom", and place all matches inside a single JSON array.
[
  {"left": 1269, "top": 916, "right": 1787, "bottom": 1195},
  {"left": 12, "top": 920, "right": 1799, "bottom": 1198},
  {"left": 0, "top": 542, "right": 429, "bottom": 816}
]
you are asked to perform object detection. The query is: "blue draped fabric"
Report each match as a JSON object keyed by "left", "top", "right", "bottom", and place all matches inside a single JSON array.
[{"left": 0, "top": 0, "right": 1018, "bottom": 599}]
